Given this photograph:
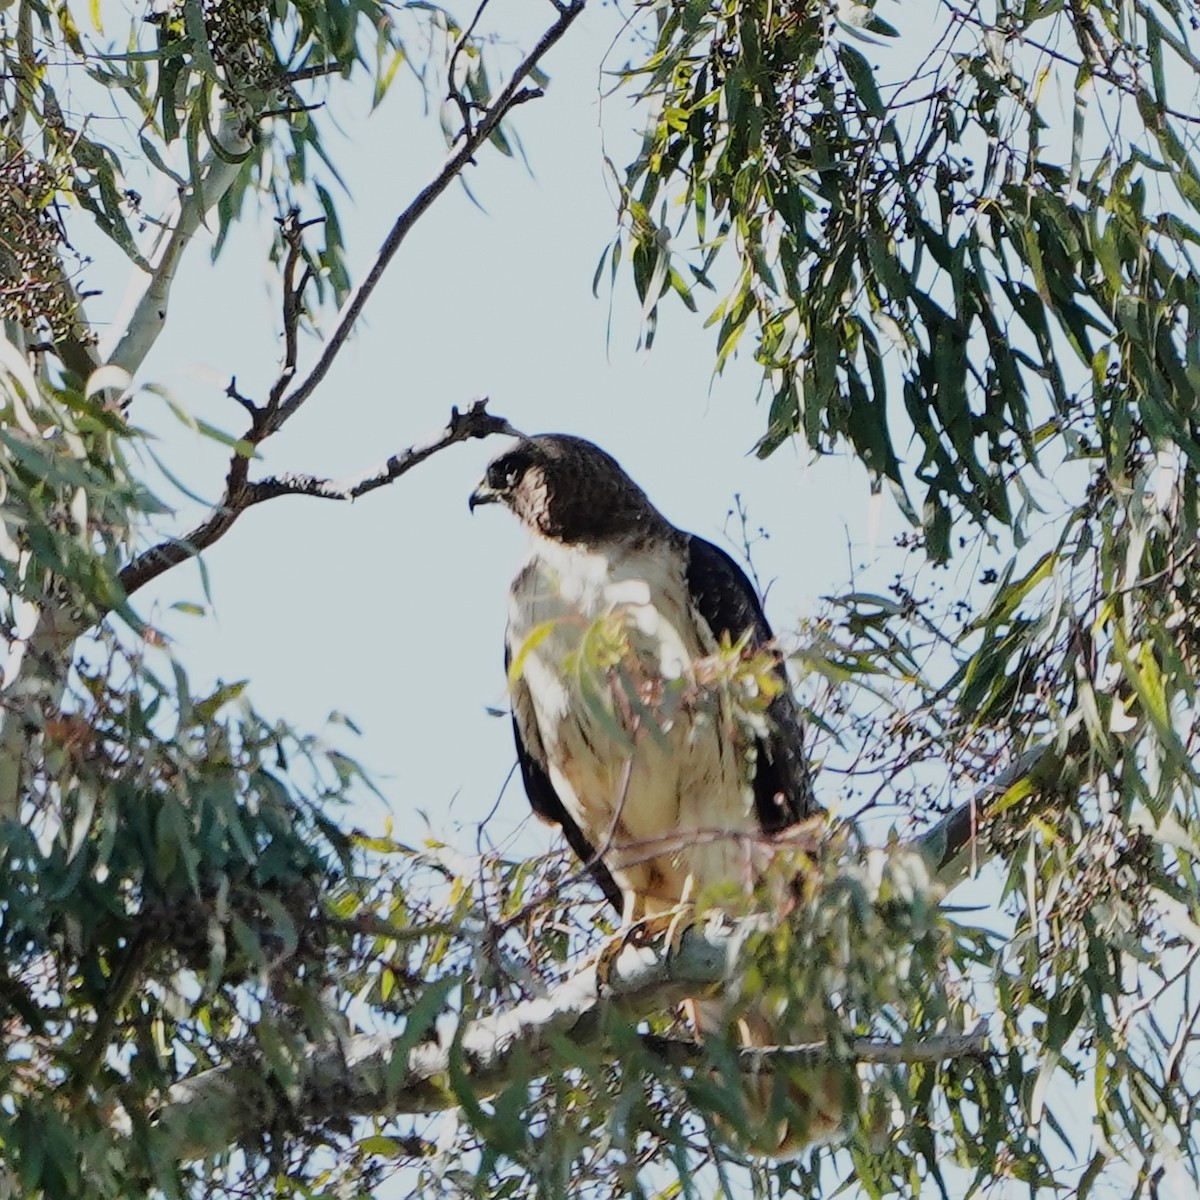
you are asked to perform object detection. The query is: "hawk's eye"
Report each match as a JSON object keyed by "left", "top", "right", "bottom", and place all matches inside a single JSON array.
[{"left": 488, "top": 458, "right": 523, "bottom": 490}]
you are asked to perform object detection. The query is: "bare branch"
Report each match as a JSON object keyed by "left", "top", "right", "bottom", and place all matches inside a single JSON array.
[
  {"left": 446, "top": 0, "right": 498, "bottom": 134},
  {"left": 116, "top": 398, "right": 518, "bottom": 598},
  {"left": 112, "top": 1, "right": 581, "bottom": 605},
  {"left": 262, "top": 0, "right": 583, "bottom": 436},
  {"left": 283, "top": 63, "right": 344, "bottom": 84},
  {"left": 245, "top": 400, "right": 522, "bottom": 504},
  {"left": 225, "top": 377, "right": 260, "bottom": 420},
  {"left": 265, "top": 211, "right": 322, "bottom": 413}
]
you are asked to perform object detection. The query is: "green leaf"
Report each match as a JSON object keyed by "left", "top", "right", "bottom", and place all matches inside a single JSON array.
[
  {"left": 358, "top": 1135, "right": 411, "bottom": 1157},
  {"left": 388, "top": 973, "right": 459, "bottom": 1098},
  {"left": 182, "top": 0, "right": 222, "bottom": 82},
  {"left": 838, "top": 43, "right": 883, "bottom": 118}
]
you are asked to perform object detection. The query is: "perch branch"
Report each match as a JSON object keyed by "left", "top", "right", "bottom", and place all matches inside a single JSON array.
[
  {"left": 156, "top": 914, "right": 988, "bottom": 1160},
  {"left": 148, "top": 736, "right": 1080, "bottom": 1159},
  {"left": 151, "top": 722, "right": 1114, "bottom": 1163}
]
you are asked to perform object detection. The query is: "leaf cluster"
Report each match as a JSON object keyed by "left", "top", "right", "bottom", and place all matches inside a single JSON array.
[
  {"left": 0, "top": 345, "right": 376, "bottom": 1199},
  {"left": 609, "top": 0, "right": 1200, "bottom": 560}
]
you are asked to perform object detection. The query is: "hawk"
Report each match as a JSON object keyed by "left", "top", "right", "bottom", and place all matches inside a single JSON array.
[{"left": 470, "top": 433, "right": 840, "bottom": 1152}]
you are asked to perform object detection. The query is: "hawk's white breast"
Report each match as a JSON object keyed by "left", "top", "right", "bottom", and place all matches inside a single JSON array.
[{"left": 508, "top": 534, "right": 760, "bottom": 916}]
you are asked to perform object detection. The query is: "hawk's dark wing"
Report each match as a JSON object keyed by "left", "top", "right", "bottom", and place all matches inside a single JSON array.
[
  {"left": 684, "top": 535, "right": 818, "bottom": 832},
  {"left": 505, "top": 646, "right": 624, "bottom": 912}
]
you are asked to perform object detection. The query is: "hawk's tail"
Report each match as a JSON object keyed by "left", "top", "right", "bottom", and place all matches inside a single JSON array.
[{"left": 686, "top": 998, "right": 854, "bottom": 1159}]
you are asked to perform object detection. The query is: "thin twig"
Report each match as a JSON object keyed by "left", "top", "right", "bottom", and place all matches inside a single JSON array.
[
  {"left": 244, "top": 400, "right": 522, "bottom": 506},
  {"left": 283, "top": 63, "right": 343, "bottom": 84},
  {"left": 446, "top": 0, "right": 496, "bottom": 134},
  {"left": 266, "top": 211, "right": 322, "bottom": 413},
  {"left": 948, "top": 4, "right": 1200, "bottom": 127},
  {"left": 225, "top": 377, "right": 259, "bottom": 420}
]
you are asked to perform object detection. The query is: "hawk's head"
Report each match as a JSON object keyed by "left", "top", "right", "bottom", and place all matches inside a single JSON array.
[{"left": 469, "top": 434, "right": 669, "bottom": 545}]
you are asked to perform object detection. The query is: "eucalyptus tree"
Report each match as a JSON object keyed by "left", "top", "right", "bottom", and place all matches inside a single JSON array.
[{"left": 0, "top": 1, "right": 1197, "bottom": 1198}]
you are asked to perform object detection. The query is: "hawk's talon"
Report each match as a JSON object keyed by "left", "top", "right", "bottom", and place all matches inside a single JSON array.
[{"left": 593, "top": 905, "right": 698, "bottom": 992}]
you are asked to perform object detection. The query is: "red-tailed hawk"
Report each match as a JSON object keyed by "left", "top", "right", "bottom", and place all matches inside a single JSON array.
[{"left": 471, "top": 433, "right": 840, "bottom": 1153}]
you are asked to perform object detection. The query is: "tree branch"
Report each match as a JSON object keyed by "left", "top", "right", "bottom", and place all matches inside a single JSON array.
[
  {"left": 243, "top": 408, "right": 524, "bottom": 506},
  {"left": 156, "top": 903, "right": 987, "bottom": 1160},
  {"left": 144, "top": 734, "right": 1082, "bottom": 1161},
  {"left": 919, "top": 710, "right": 1089, "bottom": 890},
  {"left": 105, "top": 108, "right": 254, "bottom": 378},
  {"left": 45, "top": 263, "right": 101, "bottom": 380},
  {"left": 265, "top": 211, "right": 323, "bottom": 412},
  {"left": 918, "top": 742, "right": 1053, "bottom": 888},
  {"left": 0, "top": 100, "right": 257, "bottom": 818},
  {"left": 114, "top": 0, "right": 582, "bottom": 602},
  {"left": 117, "top": 398, "right": 518, "bottom": 597},
  {"left": 152, "top": 728, "right": 1124, "bottom": 1163}
]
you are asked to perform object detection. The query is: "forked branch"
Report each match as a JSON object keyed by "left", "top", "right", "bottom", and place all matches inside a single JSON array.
[{"left": 117, "top": 398, "right": 518, "bottom": 596}]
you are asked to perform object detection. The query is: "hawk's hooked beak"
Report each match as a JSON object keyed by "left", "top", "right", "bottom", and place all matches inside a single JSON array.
[{"left": 468, "top": 479, "right": 501, "bottom": 513}]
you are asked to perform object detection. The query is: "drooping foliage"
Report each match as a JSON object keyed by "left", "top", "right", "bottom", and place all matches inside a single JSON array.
[
  {"left": 603, "top": 0, "right": 1200, "bottom": 1194},
  {"left": 611, "top": 0, "right": 1200, "bottom": 551}
]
